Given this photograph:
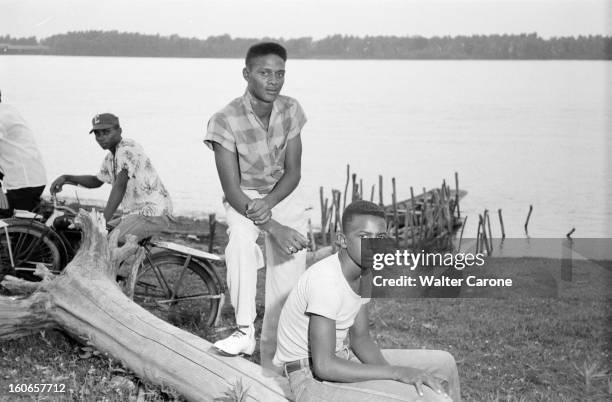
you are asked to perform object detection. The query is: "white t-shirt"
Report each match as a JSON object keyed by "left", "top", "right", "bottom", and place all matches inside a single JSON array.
[
  {"left": 0, "top": 104, "right": 47, "bottom": 190},
  {"left": 273, "top": 253, "right": 369, "bottom": 366}
]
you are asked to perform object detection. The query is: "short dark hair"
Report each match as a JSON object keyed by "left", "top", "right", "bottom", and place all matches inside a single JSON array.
[
  {"left": 341, "top": 200, "right": 386, "bottom": 232},
  {"left": 245, "top": 42, "right": 287, "bottom": 67}
]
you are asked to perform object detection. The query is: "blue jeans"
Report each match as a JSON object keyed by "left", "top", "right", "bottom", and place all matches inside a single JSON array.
[{"left": 286, "top": 349, "right": 461, "bottom": 402}]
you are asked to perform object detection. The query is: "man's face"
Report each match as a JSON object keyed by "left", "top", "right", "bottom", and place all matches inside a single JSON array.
[
  {"left": 93, "top": 127, "right": 122, "bottom": 150},
  {"left": 341, "top": 214, "right": 388, "bottom": 267},
  {"left": 244, "top": 54, "right": 285, "bottom": 103}
]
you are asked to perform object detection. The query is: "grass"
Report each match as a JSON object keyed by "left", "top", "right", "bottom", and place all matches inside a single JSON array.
[
  {"left": 366, "top": 257, "right": 611, "bottom": 401},
  {"left": 0, "top": 330, "right": 183, "bottom": 401},
  {"left": 1, "top": 223, "right": 611, "bottom": 402}
]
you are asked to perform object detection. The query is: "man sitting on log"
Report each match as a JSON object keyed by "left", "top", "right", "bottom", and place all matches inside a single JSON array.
[
  {"left": 274, "top": 200, "right": 461, "bottom": 401},
  {"left": 204, "top": 42, "right": 309, "bottom": 369},
  {"left": 50, "top": 113, "right": 173, "bottom": 242}
]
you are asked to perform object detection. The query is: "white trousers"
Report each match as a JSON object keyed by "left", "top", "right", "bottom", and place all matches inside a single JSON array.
[{"left": 224, "top": 189, "right": 307, "bottom": 370}]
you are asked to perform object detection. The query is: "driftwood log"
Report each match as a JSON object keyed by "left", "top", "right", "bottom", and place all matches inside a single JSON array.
[{"left": 0, "top": 210, "right": 291, "bottom": 401}]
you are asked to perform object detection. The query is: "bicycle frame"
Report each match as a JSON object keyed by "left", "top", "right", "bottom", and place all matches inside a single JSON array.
[
  {"left": 1, "top": 216, "right": 69, "bottom": 273},
  {"left": 140, "top": 242, "right": 225, "bottom": 326},
  {"left": 3, "top": 198, "right": 226, "bottom": 327}
]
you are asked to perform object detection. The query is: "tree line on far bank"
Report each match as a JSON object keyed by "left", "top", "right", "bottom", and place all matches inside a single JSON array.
[{"left": 1, "top": 31, "right": 611, "bottom": 59}]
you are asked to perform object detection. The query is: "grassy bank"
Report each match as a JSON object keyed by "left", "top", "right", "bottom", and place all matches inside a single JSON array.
[{"left": 1, "top": 220, "right": 610, "bottom": 401}]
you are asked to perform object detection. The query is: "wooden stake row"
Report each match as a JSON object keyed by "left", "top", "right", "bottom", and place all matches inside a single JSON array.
[{"left": 318, "top": 165, "right": 464, "bottom": 253}]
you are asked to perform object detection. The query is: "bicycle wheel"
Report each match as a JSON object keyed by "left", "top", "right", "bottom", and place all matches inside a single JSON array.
[
  {"left": 134, "top": 251, "right": 223, "bottom": 328},
  {"left": 0, "top": 220, "right": 63, "bottom": 280}
]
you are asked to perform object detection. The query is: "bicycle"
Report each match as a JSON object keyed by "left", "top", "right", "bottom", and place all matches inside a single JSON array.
[{"left": 0, "top": 197, "right": 225, "bottom": 328}]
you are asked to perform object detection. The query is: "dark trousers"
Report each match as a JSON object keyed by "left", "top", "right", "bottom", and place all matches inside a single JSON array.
[{"left": 6, "top": 185, "right": 45, "bottom": 212}]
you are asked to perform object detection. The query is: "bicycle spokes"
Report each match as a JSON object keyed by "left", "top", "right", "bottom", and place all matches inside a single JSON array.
[{"left": 133, "top": 252, "right": 222, "bottom": 328}]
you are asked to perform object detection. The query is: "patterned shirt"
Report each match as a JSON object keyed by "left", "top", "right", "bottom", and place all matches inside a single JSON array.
[
  {"left": 96, "top": 138, "right": 173, "bottom": 216},
  {"left": 204, "top": 90, "right": 307, "bottom": 193}
]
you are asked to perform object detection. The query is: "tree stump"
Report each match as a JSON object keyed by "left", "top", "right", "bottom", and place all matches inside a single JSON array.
[{"left": 0, "top": 210, "right": 291, "bottom": 401}]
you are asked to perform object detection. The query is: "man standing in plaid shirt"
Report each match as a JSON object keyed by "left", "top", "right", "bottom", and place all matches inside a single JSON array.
[{"left": 204, "top": 42, "right": 309, "bottom": 370}]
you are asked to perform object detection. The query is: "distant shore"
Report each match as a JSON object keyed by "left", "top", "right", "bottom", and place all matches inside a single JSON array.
[{"left": 2, "top": 31, "right": 610, "bottom": 59}]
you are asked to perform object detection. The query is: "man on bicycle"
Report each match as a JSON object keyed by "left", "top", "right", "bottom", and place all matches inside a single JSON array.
[
  {"left": 50, "top": 113, "right": 173, "bottom": 242},
  {"left": 204, "top": 42, "right": 309, "bottom": 370}
]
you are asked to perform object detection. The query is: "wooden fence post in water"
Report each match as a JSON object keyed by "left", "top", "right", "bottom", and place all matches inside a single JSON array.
[
  {"left": 498, "top": 209, "right": 506, "bottom": 239},
  {"left": 442, "top": 183, "right": 453, "bottom": 239},
  {"left": 378, "top": 175, "right": 384, "bottom": 207},
  {"left": 524, "top": 205, "right": 533, "bottom": 235},
  {"left": 457, "top": 216, "right": 467, "bottom": 252},
  {"left": 333, "top": 190, "right": 342, "bottom": 238},
  {"left": 208, "top": 213, "right": 216, "bottom": 253},
  {"left": 441, "top": 180, "right": 446, "bottom": 201},
  {"left": 320, "top": 186, "right": 328, "bottom": 246},
  {"left": 308, "top": 218, "right": 316, "bottom": 251},
  {"left": 343, "top": 164, "right": 350, "bottom": 213},
  {"left": 392, "top": 178, "right": 399, "bottom": 243},
  {"left": 404, "top": 207, "right": 411, "bottom": 248},
  {"left": 330, "top": 190, "right": 340, "bottom": 248},
  {"left": 476, "top": 214, "right": 483, "bottom": 253},
  {"left": 480, "top": 213, "right": 492, "bottom": 255},
  {"left": 455, "top": 172, "right": 460, "bottom": 219},
  {"left": 325, "top": 202, "right": 334, "bottom": 246},
  {"left": 420, "top": 187, "right": 428, "bottom": 244},
  {"left": 485, "top": 210, "right": 493, "bottom": 253},
  {"left": 410, "top": 187, "right": 417, "bottom": 250}
]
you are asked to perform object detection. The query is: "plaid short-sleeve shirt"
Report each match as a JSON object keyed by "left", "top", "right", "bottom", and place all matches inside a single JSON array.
[{"left": 204, "top": 90, "right": 307, "bottom": 194}]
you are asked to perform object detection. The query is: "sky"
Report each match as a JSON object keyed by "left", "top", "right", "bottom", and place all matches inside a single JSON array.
[{"left": 0, "top": 0, "right": 610, "bottom": 40}]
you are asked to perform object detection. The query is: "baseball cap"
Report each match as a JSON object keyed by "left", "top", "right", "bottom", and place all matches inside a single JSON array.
[{"left": 89, "top": 113, "right": 120, "bottom": 133}]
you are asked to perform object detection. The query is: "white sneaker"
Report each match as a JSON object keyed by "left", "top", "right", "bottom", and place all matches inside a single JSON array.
[{"left": 213, "top": 325, "right": 256, "bottom": 356}]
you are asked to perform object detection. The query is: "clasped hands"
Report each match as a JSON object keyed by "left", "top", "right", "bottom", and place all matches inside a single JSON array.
[
  {"left": 245, "top": 198, "right": 272, "bottom": 225},
  {"left": 246, "top": 198, "right": 309, "bottom": 255}
]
